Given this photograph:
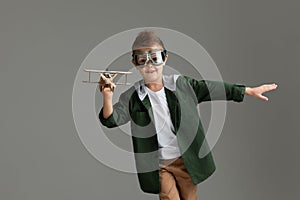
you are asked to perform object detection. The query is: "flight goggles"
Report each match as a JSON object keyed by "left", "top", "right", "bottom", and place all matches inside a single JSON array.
[{"left": 132, "top": 49, "right": 167, "bottom": 67}]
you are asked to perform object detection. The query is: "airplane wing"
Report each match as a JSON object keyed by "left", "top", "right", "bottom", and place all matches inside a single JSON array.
[
  {"left": 84, "top": 68, "right": 132, "bottom": 74},
  {"left": 83, "top": 68, "right": 132, "bottom": 85}
]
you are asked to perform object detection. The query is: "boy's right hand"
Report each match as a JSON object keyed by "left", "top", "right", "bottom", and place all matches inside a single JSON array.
[
  {"left": 99, "top": 81, "right": 114, "bottom": 119},
  {"left": 100, "top": 86, "right": 114, "bottom": 99}
]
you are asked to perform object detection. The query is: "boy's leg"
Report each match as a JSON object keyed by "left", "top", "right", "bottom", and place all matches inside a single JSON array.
[
  {"left": 159, "top": 157, "right": 197, "bottom": 200},
  {"left": 173, "top": 157, "right": 198, "bottom": 200},
  {"left": 159, "top": 168, "right": 180, "bottom": 200}
]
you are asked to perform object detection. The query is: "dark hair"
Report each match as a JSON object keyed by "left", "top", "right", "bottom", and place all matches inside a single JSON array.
[{"left": 132, "top": 30, "right": 165, "bottom": 51}]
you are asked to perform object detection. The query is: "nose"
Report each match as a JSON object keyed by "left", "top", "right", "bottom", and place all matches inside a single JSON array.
[{"left": 145, "top": 60, "right": 153, "bottom": 67}]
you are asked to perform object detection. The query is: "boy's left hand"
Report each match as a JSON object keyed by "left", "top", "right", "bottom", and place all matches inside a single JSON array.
[{"left": 245, "top": 83, "right": 278, "bottom": 101}]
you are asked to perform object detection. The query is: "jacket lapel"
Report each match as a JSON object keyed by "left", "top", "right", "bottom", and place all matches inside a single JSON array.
[
  {"left": 165, "top": 88, "right": 180, "bottom": 133},
  {"left": 140, "top": 95, "right": 155, "bottom": 123}
]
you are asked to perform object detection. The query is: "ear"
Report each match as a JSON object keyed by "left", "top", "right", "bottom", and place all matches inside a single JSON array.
[{"left": 163, "top": 54, "right": 168, "bottom": 63}]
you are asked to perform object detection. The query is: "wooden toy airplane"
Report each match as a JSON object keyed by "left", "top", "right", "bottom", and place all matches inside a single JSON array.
[{"left": 83, "top": 68, "right": 132, "bottom": 91}]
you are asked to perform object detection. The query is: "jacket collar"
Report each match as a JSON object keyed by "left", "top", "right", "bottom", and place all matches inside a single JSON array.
[{"left": 134, "top": 74, "right": 180, "bottom": 101}]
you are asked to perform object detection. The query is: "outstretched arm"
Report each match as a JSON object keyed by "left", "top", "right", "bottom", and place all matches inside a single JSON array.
[{"left": 245, "top": 83, "right": 278, "bottom": 101}]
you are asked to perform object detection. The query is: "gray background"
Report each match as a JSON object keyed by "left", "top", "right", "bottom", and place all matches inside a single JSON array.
[{"left": 1, "top": 0, "right": 299, "bottom": 199}]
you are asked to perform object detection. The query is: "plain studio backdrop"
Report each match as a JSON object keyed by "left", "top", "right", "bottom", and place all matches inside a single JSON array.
[{"left": 1, "top": 0, "right": 299, "bottom": 200}]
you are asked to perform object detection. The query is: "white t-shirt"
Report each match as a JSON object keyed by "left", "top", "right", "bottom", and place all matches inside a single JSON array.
[{"left": 145, "top": 87, "right": 181, "bottom": 160}]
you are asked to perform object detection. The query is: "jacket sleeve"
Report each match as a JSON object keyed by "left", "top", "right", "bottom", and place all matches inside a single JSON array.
[
  {"left": 99, "top": 91, "right": 131, "bottom": 128},
  {"left": 183, "top": 76, "right": 246, "bottom": 103}
]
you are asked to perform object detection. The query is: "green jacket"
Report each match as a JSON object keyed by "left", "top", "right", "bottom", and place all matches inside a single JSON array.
[{"left": 99, "top": 75, "right": 245, "bottom": 194}]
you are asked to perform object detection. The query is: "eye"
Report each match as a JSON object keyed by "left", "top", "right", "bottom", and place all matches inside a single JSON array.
[{"left": 138, "top": 59, "right": 147, "bottom": 64}]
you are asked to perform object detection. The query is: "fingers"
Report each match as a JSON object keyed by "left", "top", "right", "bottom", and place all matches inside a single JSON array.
[
  {"left": 99, "top": 85, "right": 113, "bottom": 92},
  {"left": 101, "top": 86, "right": 113, "bottom": 93},
  {"left": 256, "top": 83, "right": 277, "bottom": 101},
  {"left": 98, "top": 83, "right": 116, "bottom": 93},
  {"left": 258, "top": 94, "right": 269, "bottom": 101},
  {"left": 262, "top": 83, "right": 278, "bottom": 93}
]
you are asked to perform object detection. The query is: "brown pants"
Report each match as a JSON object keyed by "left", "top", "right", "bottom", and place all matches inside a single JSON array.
[{"left": 159, "top": 157, "right": 198, "bottom": 200}]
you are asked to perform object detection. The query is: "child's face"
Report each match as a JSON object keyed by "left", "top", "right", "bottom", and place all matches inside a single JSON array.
[{"left": 132, "top": 44, "right": 168, "bottom": 84}]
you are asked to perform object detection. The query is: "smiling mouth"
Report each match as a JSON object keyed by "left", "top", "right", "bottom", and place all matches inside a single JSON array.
[{"left": 146, "top": 71, "right": 155, "bottom": 74}]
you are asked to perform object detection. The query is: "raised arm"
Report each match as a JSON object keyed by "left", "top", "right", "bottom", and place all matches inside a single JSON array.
[
  {"left": 101, "top": 87, "right": 114, "bottom": 119},
  {"left": 98, "top": 77, "right": 131, "bottom": 128}
]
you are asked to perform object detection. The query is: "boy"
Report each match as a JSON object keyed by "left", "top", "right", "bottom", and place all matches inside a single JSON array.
[{"left": 99, "top": 31, "right": 277, "bottom": 200}]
